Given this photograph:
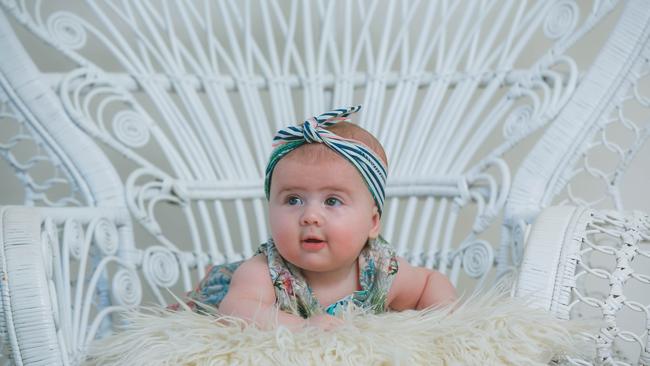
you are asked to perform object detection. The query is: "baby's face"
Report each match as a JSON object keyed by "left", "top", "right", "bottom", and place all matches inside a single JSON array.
[{"left": 268, "top": 147, "right": 380, "bottom": 274}]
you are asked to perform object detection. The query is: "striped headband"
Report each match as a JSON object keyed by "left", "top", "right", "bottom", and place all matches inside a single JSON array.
[{"left": 264, "top": 105, "right": 388, "bottom": 215}]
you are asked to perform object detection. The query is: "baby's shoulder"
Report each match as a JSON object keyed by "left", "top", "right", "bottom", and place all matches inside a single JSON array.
[
  {"left": 221, "top": 254, "right": 277, "bottom": 305},
  {"left": 233, "top": 254, "right": 269, "bottom": 278}
]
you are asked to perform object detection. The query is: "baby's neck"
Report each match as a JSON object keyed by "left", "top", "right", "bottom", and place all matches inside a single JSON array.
[{"left": 301, "top": 260, "right": 359, "bottom": 306}]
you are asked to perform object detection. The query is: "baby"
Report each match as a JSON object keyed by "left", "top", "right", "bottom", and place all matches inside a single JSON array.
[{"left": 177, "top": 106, "right": 456, "bottom": 330}]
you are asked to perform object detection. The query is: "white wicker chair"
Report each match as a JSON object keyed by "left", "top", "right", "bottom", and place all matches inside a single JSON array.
[{"left": 0, "top": 1, "right": 648, "bottom": 364}]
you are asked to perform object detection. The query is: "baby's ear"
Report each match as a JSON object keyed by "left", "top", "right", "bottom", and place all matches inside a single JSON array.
[{"left": 368, "top": 206, "right": 381, "bottom": 239}]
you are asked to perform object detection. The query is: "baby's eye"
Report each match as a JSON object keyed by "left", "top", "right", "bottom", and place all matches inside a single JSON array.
[
  {"left": 324, "top": 197, "right": 342, "bottom": 206},
  {"left": 286, "top": 196, "right": 303, "bottom": 206}
]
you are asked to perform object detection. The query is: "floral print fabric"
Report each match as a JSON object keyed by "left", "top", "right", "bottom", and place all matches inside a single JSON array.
[{"left": 173, "top": 236, "right": 398, "bottom": 318}]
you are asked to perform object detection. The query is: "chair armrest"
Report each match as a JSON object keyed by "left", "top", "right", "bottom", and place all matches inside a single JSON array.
[
  {"left": 0, "top": 206, "right": 135, "bottom": 366},
  {"left": 516, "top": 205, "right": 650, "bottom": 364},
  {"left": 0, "top": 206, "right": 64, "bottom": 365},
  {"left": 514, "top": 206, "right": 590, "bottom": 316}
]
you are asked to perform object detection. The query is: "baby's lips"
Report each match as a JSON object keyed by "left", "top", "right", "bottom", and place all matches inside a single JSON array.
[
  {"left": 303, "top": 238, "right": 324, "bottom": 243},
  {"left": 301, "top": 239, "right": 327, "bottom": 251},
  {"left": 301, "top": 234, "right": 325, "bottom": 243}
]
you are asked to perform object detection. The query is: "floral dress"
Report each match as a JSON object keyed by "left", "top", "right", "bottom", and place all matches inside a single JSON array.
[{"left": 171, "top": 236, "right": 399, "bottom": 318}]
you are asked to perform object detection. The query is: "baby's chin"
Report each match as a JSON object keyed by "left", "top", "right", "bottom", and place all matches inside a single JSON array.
[
  {"left": 297, "top": 264, "right": 350, "bottom": 275},
  {"left": 295, "top": 255, "right": 360, "bottom": 273}
]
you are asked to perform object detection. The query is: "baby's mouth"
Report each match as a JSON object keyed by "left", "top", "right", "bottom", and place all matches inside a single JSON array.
[
  {"left": 303, "top": 238, "right": 324, "bottom": 243},
  {"left": 301, "top": 237, "right": 326, "bottom": 250}
]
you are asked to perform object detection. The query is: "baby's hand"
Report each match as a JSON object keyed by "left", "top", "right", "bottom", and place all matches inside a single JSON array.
[{"left": 306, "top": 314, "right": 344, "bottom": 331}]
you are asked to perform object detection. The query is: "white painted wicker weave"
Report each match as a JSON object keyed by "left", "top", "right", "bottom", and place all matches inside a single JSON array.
[
  {"left": 517, "top": 206, "right": 650, "bottom": 365},
  {"left": 0, "top": 1, "right": 649, "bottom": 365}
]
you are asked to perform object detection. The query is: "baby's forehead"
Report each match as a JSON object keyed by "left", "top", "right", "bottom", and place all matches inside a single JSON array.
[
  {"left": 272, "top": 146, "right": 364, "bottom": 186},
  {"left": 275, "top": 145, "right": 355, "bottom": 177}
]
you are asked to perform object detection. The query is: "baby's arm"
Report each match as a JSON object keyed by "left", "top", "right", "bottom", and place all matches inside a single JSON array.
[
  {"left": 218, "top": 255, "right": 341, "bottom": 330},
  {"left": 387, "top": 257, "right": 457, "bottom": 311},
  {"left": 218, "top": 255, "right": 305, "bottom": 329}
]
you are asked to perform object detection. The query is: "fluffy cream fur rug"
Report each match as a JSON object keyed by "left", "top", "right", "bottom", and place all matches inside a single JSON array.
[{"left": 85, "top": 291, "right": 590, "bottom": 365}]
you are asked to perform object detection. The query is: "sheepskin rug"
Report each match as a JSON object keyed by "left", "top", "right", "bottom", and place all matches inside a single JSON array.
[{"left": 84, "top": 291, "right": 591, "bottom": 365}]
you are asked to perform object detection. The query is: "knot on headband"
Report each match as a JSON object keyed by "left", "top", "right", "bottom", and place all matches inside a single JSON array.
[
  {"left": 301, "top": 118, "right": 324, "bottom": 143},
  {"left": 264, "top": 105, "right": 388, "bottom": 215}
]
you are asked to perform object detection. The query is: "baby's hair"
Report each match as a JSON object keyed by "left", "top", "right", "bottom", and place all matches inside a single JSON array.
[{"left": 284, "top": 122, "right": 388, "bottom": 168}]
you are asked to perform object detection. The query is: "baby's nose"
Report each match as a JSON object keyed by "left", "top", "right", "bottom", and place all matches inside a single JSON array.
[{"left": 300, "top": 205, "right": 322, "bottom": 226}]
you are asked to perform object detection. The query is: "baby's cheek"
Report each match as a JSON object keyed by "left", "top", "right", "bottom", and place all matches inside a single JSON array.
[
  {"left": 269, "top": 212, "right": 290, "bottom": 237},
  {"left": 269, "top": 222, "right": 297, "bottom": 254},
  {"left": 271, "top": 230, "right": 291, "bottom": 248}
]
